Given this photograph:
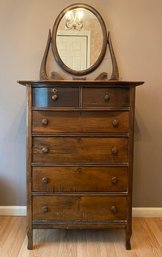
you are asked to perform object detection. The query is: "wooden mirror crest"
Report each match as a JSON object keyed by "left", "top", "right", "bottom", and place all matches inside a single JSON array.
[{"left": 40, "top": 3, "right": 119, "bottom": 80}]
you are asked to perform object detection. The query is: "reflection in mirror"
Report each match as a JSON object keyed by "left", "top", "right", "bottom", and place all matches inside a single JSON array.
[
  {"left": 40, "top": 4, "right": 119, "bottom": 80},
  {"left": 51, "top": 4, "right": 108, "bottom": 76},
  {"left": 56, "top": 7, "right": 103, "bottom": 72}
]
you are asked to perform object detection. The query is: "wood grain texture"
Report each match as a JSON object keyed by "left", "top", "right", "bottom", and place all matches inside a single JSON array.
[
  {"left": 32, "top": 137, "right": 128, "bottom": 164},
  {"left": 18, "top": 81, "right": 144, "bottom": 249},
  {"left": 108, "top": 32, "right": 119, "bottom": 80},
  {"left": 126, "top": 86, "right": 136, "bottom": 249},
  {"left": 33, "top": 195, "right": 127, "bottom": 221},
  {"left": 0, "top": 216, "right": 26, "bottom": 257},
  {"left": 82, "top": 87, "right": 130, "bottom": 107},
  {"left": 0, "top": 217, "right": 162, "bottom": 257},
  {"left": 32, "top": 111, "right": 129, "bottom": 134},
  {"left": 32, "top": 87, "right": 79, "bottom": 108},
  {"left": 39, "top": 29, "right": 51, "bottom": 80},
  {"left": 18, "top": 80, "right": 144, "bottom": 87},
  {"left": 32, "top": 166, "right": 128, "bottom": 192},
  {"left": 26, "top": 85, "right": 33, "bottom": 250}
]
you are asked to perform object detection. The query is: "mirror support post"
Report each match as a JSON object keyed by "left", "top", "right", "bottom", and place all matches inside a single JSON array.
[
  {"left": 39, "top": 30, "right": 52, "bottom": 80},
  {"left": 108, "top": 32, "right": 119, "bottom": 80}
]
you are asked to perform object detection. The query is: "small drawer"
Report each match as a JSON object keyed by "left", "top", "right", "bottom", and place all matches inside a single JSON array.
[
  {"left": 32, "top": 111, "right": 129, "bottom": 133},
  {"left": 32, "top": 137, "right": 128, "bottom": 164},
  {"left": 32, "top": 87, "right": 79, "bottom": 108},
  {"left": 32, "top": 166, "right": 128, "bottom": 192},
  {"left": 33, "top": 195, "right": 127, "bottom": 222},
  {"left": 82, "top": 87, "right": 130, "bottom": 107}
]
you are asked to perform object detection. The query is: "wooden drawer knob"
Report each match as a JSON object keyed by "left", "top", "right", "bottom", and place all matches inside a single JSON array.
[
  {"left": 41, "top": 118, "right": 48, "bottom": 126},
  {"left": 42, "top": 177, "right": 48, "bottom": 184},
  {"left": 104, "top": 93, "right": 110, "bottom": 101},
  {"left": 76, "top": 168, "right": 82, "bottom": 173},
  {"left": 52, "top": 88, "right": 58, "bottom": 93},
  {"left": 111, "top": 147, "right": 118, "bottom": 155},
  {"left": 110, "top": 205, "right": 117, "bottom": 214},
  {"left": 52, "top": 94, "right": 58, "bottom": 101},
  {"left": 112, "top": 119, "right": 119, "bottom": 128},
  {"left": 41, "top": 147, "right": 49, "bottom": 154},
  {"left": 42, "top": 206, "right": 48, "bottom": 213},
  {"left": 112, "top": 177, "right": 118, "bottom": 185}
]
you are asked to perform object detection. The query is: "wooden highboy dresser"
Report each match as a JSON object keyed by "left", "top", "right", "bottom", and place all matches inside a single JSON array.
[{"left": 18, "top": 79, "right": 143, "bottom": 249}]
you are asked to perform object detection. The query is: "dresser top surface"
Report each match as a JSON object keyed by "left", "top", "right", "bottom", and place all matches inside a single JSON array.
[{"left": 18, "top": 80, "right": 144, "bottom": 87}]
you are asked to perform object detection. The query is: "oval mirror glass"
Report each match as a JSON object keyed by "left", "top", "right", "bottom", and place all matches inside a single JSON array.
[{"left": 52, "top": 4, "right": 107, "bottom": 76}]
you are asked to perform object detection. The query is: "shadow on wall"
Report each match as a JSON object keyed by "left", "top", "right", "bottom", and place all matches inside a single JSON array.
[
  {"left": 0, "top": 177, "right": 16, "bottom": 205},
  {"left": 0, "top": 102, "right": 26, "bottom": 206},
  {"left": 134, "top": 108, "right": 152, "bottom": 143}
]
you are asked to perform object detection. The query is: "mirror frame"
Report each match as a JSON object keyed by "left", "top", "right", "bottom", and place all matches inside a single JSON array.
[{"left": 51, "top": 3, "right": 107, "bottom": 76}]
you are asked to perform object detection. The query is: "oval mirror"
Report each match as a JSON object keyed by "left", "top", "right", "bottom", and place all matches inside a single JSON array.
[{"left": 51, "top": 4, "right": 107, "bottom": 76}]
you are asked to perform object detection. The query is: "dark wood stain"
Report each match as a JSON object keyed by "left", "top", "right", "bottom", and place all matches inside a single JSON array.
[
  {"left": 32, "top": 137, "right": 128, "bottom": 164},
  {"left": 82, "top": 87, "right": 130, "bottom": 107},
  {"left": 33, "top": 195, "right": 127, "bottom": 221},
  {"left": 32, "top": 166, "right": 128, "bottom": 192},
  {"left": 32, "top": 87, "right": 79, "bottom": 108},
  {"left": 32, "top": 111, "right": 129, "bottom": 134},
  {"left": 18, "top": 80, "right": 144, "bottom": 250}
]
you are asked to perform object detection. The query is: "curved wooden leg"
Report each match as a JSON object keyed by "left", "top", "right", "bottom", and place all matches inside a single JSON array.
[
  {"left": 126, "top": 238, "right": 131, "bottom": 250},
  {"left": 27, "top": 228, "right": 33, "bottom": 250},
  {"left": 125, "top": 226, "right": 131, "bottom": 250},
  {"left": 125, "top": 224, "right": 132, "bottom": 250}
]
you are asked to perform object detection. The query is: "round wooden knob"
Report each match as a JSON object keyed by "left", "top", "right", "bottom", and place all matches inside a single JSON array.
[
  {"left": 110, "top": 205, "right": 117, "bottom": 214},
  {"left": 111, "top": 147, "right": 118, "bottom": 155},
  {"left": 112, "top": 119, "right": 119, "bottom": 128},
  {"left": 52, "top": 88, "right": 57, "bottom": 93},
  {"left": 76, "top": 168, "right": 82, "bottom": 173},
  {"left": 41, "top": 118, "right": 48, "bottom": 126},
  {"left": 41, "top": 147, "right": 49, "bottom": 154},
  {"left": 112, "top": 177, "right": 118, "bottom": 185},
  {"left": 52, "top": 94, "right": 58, "bottom": 101},
  {"left": 42, "top": 177, "right": 48, "bottom": 184},
  {"left": 104, "top": 93, "right": 110, "bottom": 101},
  {"left": 42, "top": 206, "right": 48, "bottom": 213}
]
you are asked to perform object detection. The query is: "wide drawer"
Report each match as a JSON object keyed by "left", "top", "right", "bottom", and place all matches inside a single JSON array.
[
  {"left": 33, "top": 195, "right": 127, "bottom": 222},
  {"left": 32, "top": 87, "right": 79, "bottom": 108},
  {"left": 32, "top": 111, "right": 129, "bottom": 134},
  {"left": 32, "top": 166, "right": 128, "bottom": 192},
  {"left": 32, "top": 137, "right": 128, "bottom": 164},
  {"left": 82, "top": 87, "right": 130, "bottom": 107}
]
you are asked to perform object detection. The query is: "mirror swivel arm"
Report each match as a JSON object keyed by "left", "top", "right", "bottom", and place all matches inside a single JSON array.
[
  {"left": 108, "top": 32, "right": 119, "bottom": 80},
  {"left": 39, "top": 29, "right": 52, "bottom": 80}
]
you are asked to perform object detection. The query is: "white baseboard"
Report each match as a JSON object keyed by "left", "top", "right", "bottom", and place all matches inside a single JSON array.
[
  {"left": 132, "top": 208, "right": 162, "bottom": 217},
  {"left": 0, "top": 206, "right": 26, "bottom": 216},
  {"left": 0, "top": 206, "right": 162, "bottom": 217}
]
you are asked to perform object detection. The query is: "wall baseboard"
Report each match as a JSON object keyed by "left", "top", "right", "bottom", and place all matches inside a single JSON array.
[
  {"left": 0, "top": 206, "right": 162, "bottom": 217},
  {"left": 0, "top": 206, "right": 26, "bottom": 216},
  {"left": 132, "top": 208, "right": 162, "bottom": 217}
]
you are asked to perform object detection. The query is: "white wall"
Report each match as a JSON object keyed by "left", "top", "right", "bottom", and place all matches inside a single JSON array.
[{"left": 0, "top": 0, "right": 162, "bottom": 206}]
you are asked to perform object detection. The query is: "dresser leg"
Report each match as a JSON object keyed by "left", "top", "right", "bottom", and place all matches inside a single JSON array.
[
  {"left": 125, "top": 229, "right": 131, "bottom": 250},
  {"left": 27, "top": 228, "right": 33, "bottom": 250},
  {"left": 126, "top": 238, "right": 131, "bottom": 250}
]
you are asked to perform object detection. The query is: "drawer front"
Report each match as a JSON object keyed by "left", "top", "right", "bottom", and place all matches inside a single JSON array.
[
  {"left": 32, "top": 87, "right": 79, "bottom": 108},
  {"left": 33, "top": 195, "right": 127, "bottom": 221},
  {"left": 32, "top": 111, "right": 129, "bottom": 133},
  {"left": 32, "top": 137, "right": 128, "bottom": 164},
  {"left": 82, "top": 88, "right": 130, "bottom": 107},
  {"left": 32, "top": 166, "right": 128, "bottom": 192}
]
